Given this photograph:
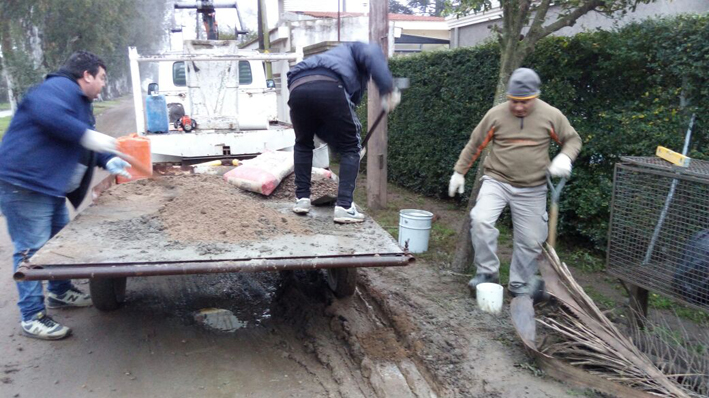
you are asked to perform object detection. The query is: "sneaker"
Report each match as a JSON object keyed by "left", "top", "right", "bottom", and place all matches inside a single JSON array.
[
  {"left": 47, "top": 285, "right": 92, "bottom": 308},
  {"left": 467, "top": 273, "right": 500, "bottom": 297},
  {"left": 508, "top": 276, "right": 548, "bottom": 303},
  {"left": 292, "top": 198, "right": 311, "bottom": 214},
  {"left": 21, "top": 312, "right": 71, "bottom": 340},
  {"left": 333, "top": 203, "right": 365, "bottom": 224}
]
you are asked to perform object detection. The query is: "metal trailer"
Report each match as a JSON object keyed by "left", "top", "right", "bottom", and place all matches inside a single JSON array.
[{"left": 13, "top": 173, "right": 414, "bottom": 311}]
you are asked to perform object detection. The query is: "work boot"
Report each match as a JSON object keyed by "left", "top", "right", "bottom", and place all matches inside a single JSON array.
[
  {"left": 21, "top": 312, "right": 71, "bottom": 340},
  {"left": 333, "top": 203, "right": 365, "bottom": 224},
  {"left": 508, "top": 276, "right": 548, "bottom": 303},
  {"left": 467, "top": 273, "right": 500, "bottom": 297},
  {"left": 292, "top": 198, "right": 311, "bottom": 214},
  {"left": 47, "top": 285, "right": 92, "bottom": 308}
]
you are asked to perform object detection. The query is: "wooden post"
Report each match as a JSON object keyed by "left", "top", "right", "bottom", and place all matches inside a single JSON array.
[
  {"left": 258, "top": 0, "right": 272, "bottom": 79},
  {"left": 367, "top": 0, "right": 388, "bottom": 210}
]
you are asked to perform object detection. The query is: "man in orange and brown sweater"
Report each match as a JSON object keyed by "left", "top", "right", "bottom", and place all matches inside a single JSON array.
[{"left": 448, "top": 68, "right": 582, "bottom": 297}]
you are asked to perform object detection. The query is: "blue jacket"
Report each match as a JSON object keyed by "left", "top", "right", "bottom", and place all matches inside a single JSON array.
[
  {"left": 0, "top": 73, "right": 113, "bottom": 205},
  {"left": 287, "top": 42, "right": 393, "bottom": 106}
]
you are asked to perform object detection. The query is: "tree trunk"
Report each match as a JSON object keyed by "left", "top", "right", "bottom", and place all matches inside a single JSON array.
[{"left": 450, "top": 39, "right": 524, "bottom": 272}]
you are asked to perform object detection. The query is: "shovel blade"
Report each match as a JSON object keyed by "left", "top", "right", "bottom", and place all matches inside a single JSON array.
[{"left": 311, "top": 194, "right": 337, "bottom": 206}]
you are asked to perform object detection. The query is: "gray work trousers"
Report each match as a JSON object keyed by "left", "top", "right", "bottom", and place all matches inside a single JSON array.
[{"left": 470, "top": 176, "right": 548, "bottom": 290}]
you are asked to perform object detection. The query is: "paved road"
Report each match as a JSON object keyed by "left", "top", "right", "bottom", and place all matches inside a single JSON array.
[{"left": 0, "top": 97, "right": 349, "bottom": 398}]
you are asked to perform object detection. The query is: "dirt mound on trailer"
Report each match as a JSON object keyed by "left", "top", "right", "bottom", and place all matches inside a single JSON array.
[
  {"left": 268, "top": 173, "right": 339, "bottom": 203},
  {"left": 101, "top": 174, "right": 313, "bottom": 243}
]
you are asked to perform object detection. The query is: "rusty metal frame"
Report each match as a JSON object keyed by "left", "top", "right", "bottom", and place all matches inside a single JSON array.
[{"left": 14, "top": 253, "right": 414, "bottom": 281}]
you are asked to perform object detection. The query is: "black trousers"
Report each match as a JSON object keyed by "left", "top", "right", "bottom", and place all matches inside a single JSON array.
[{"left": 288, "top": 80, "right": 362, "bottom": 208}]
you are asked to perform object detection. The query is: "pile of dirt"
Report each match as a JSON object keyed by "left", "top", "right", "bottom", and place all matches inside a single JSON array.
[
  {"left": 269, "top": 173, "right": 339, "bottom": 202},
  {"left": 103, "top": 175, "right": 314, "bottom": 243}
]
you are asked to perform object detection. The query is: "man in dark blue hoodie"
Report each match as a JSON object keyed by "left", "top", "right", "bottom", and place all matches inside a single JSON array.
[
  {"left": 287, "top": 42, "right": 400, "bottom": 223},
  {"left": 0, "top": 51, "right": 131, "bottom": 340}
]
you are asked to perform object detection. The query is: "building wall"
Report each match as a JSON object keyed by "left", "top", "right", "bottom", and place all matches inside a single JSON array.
[{"left": 451, "top": 0, "right": 709, "bottom": 48}]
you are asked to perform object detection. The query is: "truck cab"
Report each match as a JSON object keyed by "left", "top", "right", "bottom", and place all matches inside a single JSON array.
[{"left": 129, "top": 41, "right": 329, "bottom": 164}]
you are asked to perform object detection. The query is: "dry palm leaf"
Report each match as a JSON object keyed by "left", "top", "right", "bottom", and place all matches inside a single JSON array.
[{"left": 510, "top": 245, "right": 693, "bottom": 397}]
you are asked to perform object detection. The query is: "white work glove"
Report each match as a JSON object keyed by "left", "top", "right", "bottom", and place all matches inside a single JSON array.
[
  {"left": 106, "top": 157, "right": 132, "bottom": 179},
  {"left": 548, "top": 153, "right": 572, "bottom": 178},
  {"left": 448, "top": 172, "right": 466, "bottom": 197},
  {"left": 80, "top": 129, "right": 118, "bottom": 154},
  {"left": 381, "top": 88, "right": 401, "bottom": 113}
]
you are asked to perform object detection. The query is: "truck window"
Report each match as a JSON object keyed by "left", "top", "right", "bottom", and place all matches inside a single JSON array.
[
  {"left": 173, "top": 62, "right": 186, "bottom": 86},
  {"left": 238, "top": 61, "right": 252, "bottom": 85},
  {"left": 172, "top": 61, "right": 253, "bottom": 86}
]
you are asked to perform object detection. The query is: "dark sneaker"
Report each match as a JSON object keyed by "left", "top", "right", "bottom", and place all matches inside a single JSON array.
[
  {"left": 21, "top": 312, "right": 71, "bottom": 340},
  {"left": 467, "top": 273, "right": 500, "bottom": 297},
  {"left": 333, "top": 203, "right": 365, "bottom": 224},
  {"left": 292, "top": 198, "right": 311, "bottom": 214},
  {"left": 47, "top": 285, "right": 92, "bottom": 308}
]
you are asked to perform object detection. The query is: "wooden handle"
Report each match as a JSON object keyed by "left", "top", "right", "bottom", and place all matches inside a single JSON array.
[{"left": 548, "top": 203, "right": 558, "bottom": 248}]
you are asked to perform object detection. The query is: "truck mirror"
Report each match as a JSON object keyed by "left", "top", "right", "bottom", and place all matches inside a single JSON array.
[
  {"left": 147, "top": 83, "right": 159, "bottom": 96},
  {"left": 266, "top": 79, "right": 276, "bottom": 89}
]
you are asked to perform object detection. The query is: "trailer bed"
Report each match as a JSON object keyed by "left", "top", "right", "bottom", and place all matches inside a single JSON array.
[{"left": 16, "top": 174, "right": 411, "bottom": 281}]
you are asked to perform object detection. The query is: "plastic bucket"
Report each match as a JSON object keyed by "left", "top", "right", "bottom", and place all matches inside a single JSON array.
[
  {"left": 116, "top": 133, "right": 152, "bottom": 184},
  {"left": 398, "top": 209, "right": 434, "bottom": 253},
  {"left": 476, "top": 283, "right": 504, "bottom": 314}
]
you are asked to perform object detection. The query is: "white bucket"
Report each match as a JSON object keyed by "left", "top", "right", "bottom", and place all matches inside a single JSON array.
[
  {"left": 476, "top": 283, "right": 504, "bottom": 314},
  {"left": 398, "top": 209, "right": 434, "bottom": 253}
]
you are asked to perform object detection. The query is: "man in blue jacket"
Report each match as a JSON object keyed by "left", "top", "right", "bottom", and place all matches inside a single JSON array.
[
  {"left": 0, "top": 51, "right": 130, "bottom": 340},
  {"left": 287, "top": 42, "right": 400, "bottom": 223}
]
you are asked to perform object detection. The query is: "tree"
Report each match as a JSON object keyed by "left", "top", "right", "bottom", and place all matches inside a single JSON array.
[
  {"left": 0, "top": 0, "right": 170, "bottom": 101},
  {"left": 390, "top": 0, "right": 414, "bottom": 14},
  {"left": 408, "top": 0, "right": 447, "bottom": 16},
  {"left": 444, "top": 0, "right": 654, "bottom": 270}
]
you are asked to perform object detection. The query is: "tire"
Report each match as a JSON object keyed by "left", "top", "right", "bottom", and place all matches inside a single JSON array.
[
  {"left": 326, "top": 268, "right": 357, "bottom": 298},
  {"left": 183, "top": 121, "right": 193, "bottom": 132},
  {"left": 90, "top": 277, "right": 127, "bottom": 311}
]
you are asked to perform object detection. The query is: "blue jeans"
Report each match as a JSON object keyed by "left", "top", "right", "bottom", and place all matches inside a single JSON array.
[{"left": 0, "top": 180, "right": 71, "bottom": 321}]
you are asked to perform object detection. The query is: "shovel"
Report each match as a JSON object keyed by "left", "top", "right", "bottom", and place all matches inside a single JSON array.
[{"left": 546, "top": 174, "right": 566, "bottom": 248}]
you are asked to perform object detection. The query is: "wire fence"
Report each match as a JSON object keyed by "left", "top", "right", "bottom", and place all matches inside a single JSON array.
[{"left": 607, "top": 157, "right": 709, "bottom": 311}]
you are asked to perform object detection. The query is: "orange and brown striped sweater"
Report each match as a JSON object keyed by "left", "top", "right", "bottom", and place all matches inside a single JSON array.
[{"left": 453, "top": 99, "right": 582, "bottom": 187}]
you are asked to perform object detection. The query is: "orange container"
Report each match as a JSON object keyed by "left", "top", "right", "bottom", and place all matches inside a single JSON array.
[{"left": 116, "top": 133, "right": 152, "bottom": 184}]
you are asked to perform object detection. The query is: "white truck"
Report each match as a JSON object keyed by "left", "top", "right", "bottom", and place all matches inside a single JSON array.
[{"left": 128, "top": 40, "right": 328, "bottom": 165}]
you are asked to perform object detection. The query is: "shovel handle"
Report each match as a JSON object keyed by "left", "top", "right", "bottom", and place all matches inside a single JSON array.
[
  {"left": 546, "top": 174, "right": 566, "bottom": 248},
  {"left": 359, "top": 110, "right": 387, "bottom": 160}
]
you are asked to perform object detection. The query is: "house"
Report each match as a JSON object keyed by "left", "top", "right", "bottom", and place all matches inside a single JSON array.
[
  {"left": 447, "top": 0, "right": 709, "bottom": 48},
  {"left": 242, "top": 9, "right": 449, "bottom": 56}
]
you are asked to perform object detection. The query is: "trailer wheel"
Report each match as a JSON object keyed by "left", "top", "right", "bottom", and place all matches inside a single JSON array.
[
  {"left": 326, "top": 268, "right": 357, "bottom": 298},
  {"left": 90, "top": 277, "right": 127, "bottom": 311}
]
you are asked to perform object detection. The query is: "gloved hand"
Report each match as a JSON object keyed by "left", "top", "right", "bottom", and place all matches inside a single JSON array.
[
  {"left": 106, "top": 157, "right": 132, "bottom": 179},
  {"left": 448, "top": 172, "right": 466, "bottom": 197},
  {"left": 548, "top": 153, "right": 572, "bottom": 178},
  {"left": 80, "top": 129, "right": 118, "bottom": 153},
  {"left": 381, "top": 88, "right": 401, "bottom": 113}
]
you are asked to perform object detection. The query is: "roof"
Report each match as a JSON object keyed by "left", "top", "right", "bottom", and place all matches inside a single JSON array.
[{"left": 296, "top": 12, "right": 445, "bottom": 22}]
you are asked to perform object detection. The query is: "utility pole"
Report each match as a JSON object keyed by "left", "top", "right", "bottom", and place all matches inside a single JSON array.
[
  {"left": 258, "top": 0, "right": 272, "bottom": 79},
  {"left": 366, "top": 0, "right": 388, "bottom": 210}
]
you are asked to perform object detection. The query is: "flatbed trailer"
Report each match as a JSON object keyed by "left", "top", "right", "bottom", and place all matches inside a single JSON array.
[{"left": 14, "top": 173, "right": 413, "bottom": 310}]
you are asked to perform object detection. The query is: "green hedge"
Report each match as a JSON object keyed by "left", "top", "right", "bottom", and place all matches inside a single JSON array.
[{"left": 370, "top": 14, "right": 708, "bottom": 251}]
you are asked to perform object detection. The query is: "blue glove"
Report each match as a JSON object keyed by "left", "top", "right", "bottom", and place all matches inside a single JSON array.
[{"left": 106, "top": 157, "right": 131, "bottom": 179}]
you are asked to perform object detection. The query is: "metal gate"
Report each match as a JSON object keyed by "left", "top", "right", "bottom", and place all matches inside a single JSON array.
[{"left": 607, "top": 157, "right": 709, "bottom": 311}]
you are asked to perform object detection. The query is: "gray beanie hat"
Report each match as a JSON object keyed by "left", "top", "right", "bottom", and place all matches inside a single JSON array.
[{"left": 506, "top": 68, "right": 541, "bottom": 99}]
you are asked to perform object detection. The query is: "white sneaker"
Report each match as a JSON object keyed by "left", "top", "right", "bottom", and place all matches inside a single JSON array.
[
  {"left": 292, "top": 198, "right": 311, "bottom": 214},
  {"left": 47, "top": 285, "right": 92, "bottom": 308},
  {"left": 21, "top": 312, "right": 71, "bottom": 340},
  {"left": 333, "top": 203, "right": 365, "bottom": 224}
]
